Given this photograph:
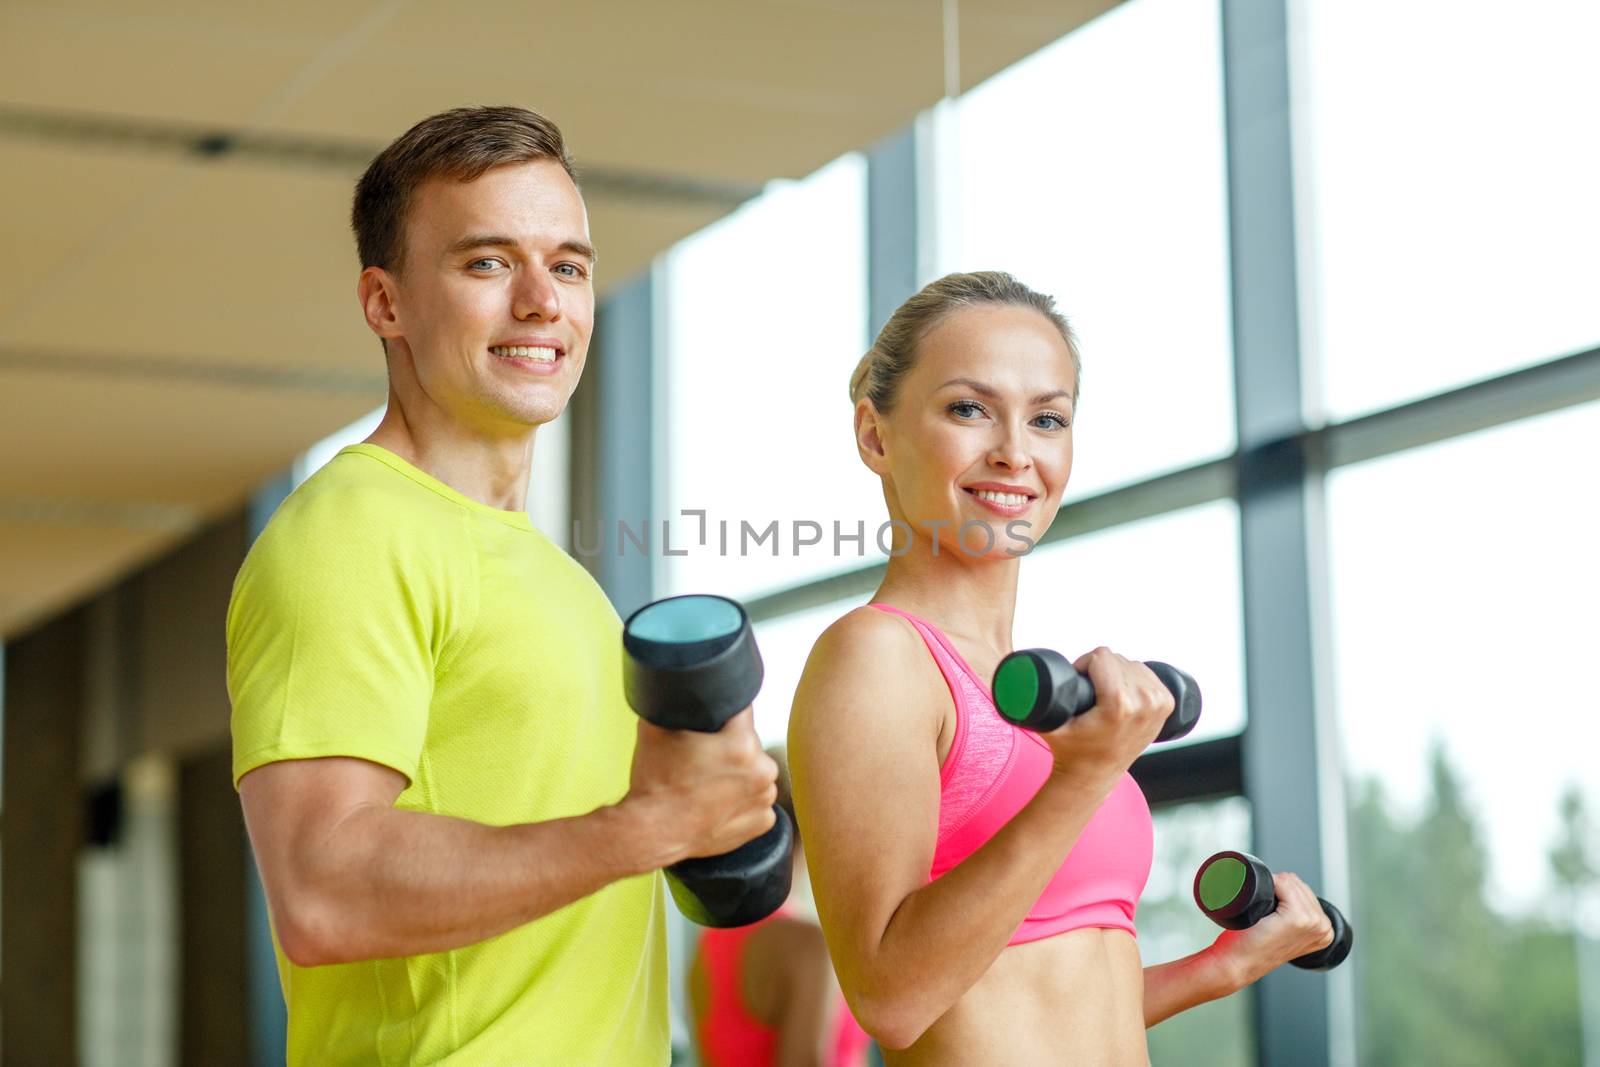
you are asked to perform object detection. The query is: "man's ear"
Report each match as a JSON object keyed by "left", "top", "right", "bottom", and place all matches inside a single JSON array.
[
  {"left": 855, "top": 399, "right": 890, "bottom": 476},
  {"left": 358, "top": 266, "right": 403, "bottom": 344}
]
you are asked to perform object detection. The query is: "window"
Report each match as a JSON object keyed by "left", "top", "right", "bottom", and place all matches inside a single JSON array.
[
  {"left": 1326, "top": 400, "right": 1600, "bottom": 1062},
  {"left": 661, "top": 154, "right": 876, "bottom": 602},
  {"left": 935, "top": 0, "right": 1236, "bottom": 499},
  {"left": 1145, "top": 796, "right": 1255, "bottom": 1067},
  {"left": 751, "top": 596, "right": 865, "bottom": 747},
  {"left": 1015, "top": 501, "right": 1246, "bottom": 743},
  {"left": 1296, "top": 0, "right": 1600, "bottom": 418}
]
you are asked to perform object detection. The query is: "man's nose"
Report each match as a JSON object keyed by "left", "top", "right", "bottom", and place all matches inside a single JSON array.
[{"left": 513, "top": 269, "right": 562, "bottom": 322}]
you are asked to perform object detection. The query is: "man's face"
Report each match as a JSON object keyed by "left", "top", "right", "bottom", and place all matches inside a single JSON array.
[{"left": 377, "top": 159, "right": 595, "bottom": 434}]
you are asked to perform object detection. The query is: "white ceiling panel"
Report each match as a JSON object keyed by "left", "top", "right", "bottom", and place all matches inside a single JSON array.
[{"left": 0, "top": 0, "right": 1121, "bottom": 637}]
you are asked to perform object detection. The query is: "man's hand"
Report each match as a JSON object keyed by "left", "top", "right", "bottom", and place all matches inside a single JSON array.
[{"left": 622, "top": 706, "right": 779, "bottom": 866}]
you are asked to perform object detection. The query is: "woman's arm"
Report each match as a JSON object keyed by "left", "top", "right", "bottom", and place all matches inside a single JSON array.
[
  {"left": 1143, "top": 869, "right": 1338, "bottom": 1027},
  {"left": 1142, "top": 944, "right": 1238, "bottom": 1027},
  {"left": 789, "top": 608, "right": 1169, "bottom": 1050}
]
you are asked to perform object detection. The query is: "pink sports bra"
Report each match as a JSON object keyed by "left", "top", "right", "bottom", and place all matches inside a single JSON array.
[{"left": 871, "top": 603, "right": 1154, "bottom": 945}]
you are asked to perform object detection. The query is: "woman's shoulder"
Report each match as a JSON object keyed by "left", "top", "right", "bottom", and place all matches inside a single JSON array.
[
  {"left": 794, "top": 604, "right": 944, "bottom": 721},
  {"left": 811, "top": 603, "right": 927, "bottom": 669}
]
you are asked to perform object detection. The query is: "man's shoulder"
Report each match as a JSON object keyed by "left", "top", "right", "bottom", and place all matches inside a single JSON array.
[
  {"left": 240, "top": 450, "right": 473, "bottom": 597},
  {"left": 269, "top": 449, "right": 461, "bottom": 544}
]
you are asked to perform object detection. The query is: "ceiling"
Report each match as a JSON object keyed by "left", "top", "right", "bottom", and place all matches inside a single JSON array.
[{"left": 0, "top": 0, "right": 1119, "bottom": 639}]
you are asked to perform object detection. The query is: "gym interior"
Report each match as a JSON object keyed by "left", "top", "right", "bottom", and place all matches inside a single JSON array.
[{"left": 2, "top": 0, "right": 1597, "bottom": 1063}]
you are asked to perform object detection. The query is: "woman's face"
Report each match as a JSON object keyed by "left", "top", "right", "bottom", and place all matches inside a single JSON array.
[{"left": 858, "top": 304, "right": 1077, "bottom": 560}]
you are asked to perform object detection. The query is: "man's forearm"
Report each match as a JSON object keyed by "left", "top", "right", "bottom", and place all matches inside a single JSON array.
[{"left": 279, "top": 797, "right": 677, "bottom": 966}]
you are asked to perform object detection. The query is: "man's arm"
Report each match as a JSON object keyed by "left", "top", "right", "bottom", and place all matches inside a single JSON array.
[{"left": 242, "top": 711, "right": 776, "bottom": 967}]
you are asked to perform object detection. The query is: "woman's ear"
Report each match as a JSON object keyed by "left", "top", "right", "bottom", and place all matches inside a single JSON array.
[{"left": 855, "top": 399, "right": 890, "bottom": 476}]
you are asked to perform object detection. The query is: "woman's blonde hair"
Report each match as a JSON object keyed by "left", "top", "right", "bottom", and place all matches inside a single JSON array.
[{"left": 848, "top": 271, "right": 1081, "bottom": 413}]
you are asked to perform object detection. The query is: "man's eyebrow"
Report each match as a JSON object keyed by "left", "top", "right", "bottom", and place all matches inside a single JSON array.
[
  {"left": 936, "top": 377, "right": 1074, "bottom": 405},
  {"left": 446, "top": 233, "right": 518, "bottom": 256},
  {"left": 557, "top": 239, "right": 598, "bottom": 265},
  {"left": 445, "top": 234, "right": 598, "bottom": 265}
]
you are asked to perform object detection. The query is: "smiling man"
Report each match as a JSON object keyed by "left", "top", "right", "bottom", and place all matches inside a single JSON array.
[{"left": 226, "top": 107, "right": 777, "bottom": 1066}]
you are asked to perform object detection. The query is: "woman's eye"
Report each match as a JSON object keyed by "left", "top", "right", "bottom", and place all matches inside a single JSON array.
[
  {"left": 951, "top": 401, "right": 985, "bottom": 419},
  {"left": 1035, "top": 412, "right": 1071, "bottom": 430}
]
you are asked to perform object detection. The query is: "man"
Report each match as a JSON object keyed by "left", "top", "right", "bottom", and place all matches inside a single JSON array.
[{"left": 227, "top": 106, "right": 778, "bottom": 1066}]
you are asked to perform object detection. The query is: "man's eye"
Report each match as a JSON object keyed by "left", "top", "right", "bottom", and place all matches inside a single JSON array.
[
  {"left": 469, "top": 258, "right": 502, "bottom": 271},
  {"left": 554, "top": 263, "right": 586, "bottom": 279}
]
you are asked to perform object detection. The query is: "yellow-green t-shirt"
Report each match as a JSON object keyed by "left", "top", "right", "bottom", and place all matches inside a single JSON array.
[{"left": 227, "top": 444, "right": 668, "bottom": 1066}]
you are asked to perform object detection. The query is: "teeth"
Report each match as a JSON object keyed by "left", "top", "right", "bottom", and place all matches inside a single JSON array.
[
  {"left": 974, "top": 490, "right": 1029, "bottom": 506},
  {"left": 490, "top": 345, "right": 558, "bottom": 361}
]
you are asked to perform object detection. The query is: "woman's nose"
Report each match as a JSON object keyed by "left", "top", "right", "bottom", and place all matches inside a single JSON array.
[{"left": 987, "top": 428, "right": 1031, "bottom": 472}]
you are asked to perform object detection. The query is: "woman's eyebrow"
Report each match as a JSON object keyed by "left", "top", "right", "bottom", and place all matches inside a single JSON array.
[
  {"left": 937, "top": 377, "right": 999, "bottom": 397},
  {"left": 937, "top": 377, "right": 1073, "bottom": 404}
]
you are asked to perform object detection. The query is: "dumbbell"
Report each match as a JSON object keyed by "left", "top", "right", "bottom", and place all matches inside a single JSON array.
[
  {"left": 621, "top": 593, "right": 794, "bottom": 928},
  {"left": 991, "top": 648, "right": 1201, "bottom": 742},
  {"left": 1193, "top": 850, "right": 1353, "bottom": 971}
]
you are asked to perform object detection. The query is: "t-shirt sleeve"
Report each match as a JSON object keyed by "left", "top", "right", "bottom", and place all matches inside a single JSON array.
[{"left": 227, "top": 489, "right": 457, "bottom": 789}]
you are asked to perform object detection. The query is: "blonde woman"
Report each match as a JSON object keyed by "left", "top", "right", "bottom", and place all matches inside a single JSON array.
[{"left": 788, "top": 272, "right": 1332, "bottom": 1064}]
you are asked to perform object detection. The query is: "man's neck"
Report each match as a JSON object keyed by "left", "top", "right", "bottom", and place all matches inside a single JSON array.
[{"left": 365, "top": 404, "right": 537, "bottom": 513}]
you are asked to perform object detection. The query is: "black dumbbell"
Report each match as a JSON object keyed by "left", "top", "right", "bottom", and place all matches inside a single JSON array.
[
  {"left": 1193, "top": 850, "right": 1353, "bottom": 971},
  {"left": 621, "top": 593, "right": 793, "bottom": 928},
  {"left": 990, "top": 648, "right": 1201, "bottom": 742}
]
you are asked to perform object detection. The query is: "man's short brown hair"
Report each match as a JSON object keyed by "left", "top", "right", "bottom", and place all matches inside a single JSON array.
[{"left": 352, "top": 105, "right": 577, "bottom": 274}]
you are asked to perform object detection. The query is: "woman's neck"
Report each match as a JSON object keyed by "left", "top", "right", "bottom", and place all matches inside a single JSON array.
[{"left": 874, "top": 544, "right": 1022, "bottom": 655}]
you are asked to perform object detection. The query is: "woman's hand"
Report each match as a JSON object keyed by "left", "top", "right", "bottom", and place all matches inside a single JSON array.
[
  {"left": 1041, "top": 647, "right": 1173, "bottom": 788},
  {"left": 1209, "top": 870, "right": 1336, "bottom": 989}
]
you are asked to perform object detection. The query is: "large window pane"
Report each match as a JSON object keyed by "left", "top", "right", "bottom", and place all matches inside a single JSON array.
[
  {"left": 661, "top": 155, "right": 877, "bottom": 601},
  {"left": 751, "top": 596, "right": 865, "bottom": 748},
  {"left": 936, "top": 0, "right": 1235, "bottom": 499},
  {"left": 1297, "top": 0, "right": 1600, "bottom": 419},
  {"left": 1146, "top": 796, "right": 1255, "bottom": 1067},
  {"left": 1015, "top": 501, "right": 1247, "bottom": 743},
  {"left": 1327, "top": 400, "right": 1600, "bottom": 1063}
]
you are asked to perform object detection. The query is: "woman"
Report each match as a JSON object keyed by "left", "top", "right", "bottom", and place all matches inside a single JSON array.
[
  {"left": 690, "top": 748, "right": 872, "bottom": 1067},
  {"left": 788, "top": 272, "right": 1332, "bottom": 1064}
]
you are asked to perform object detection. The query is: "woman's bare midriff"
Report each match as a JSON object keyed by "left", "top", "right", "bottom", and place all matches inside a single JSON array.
[{"left": 885, "top": 926, "right": 1148, "bottom": 1067}]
